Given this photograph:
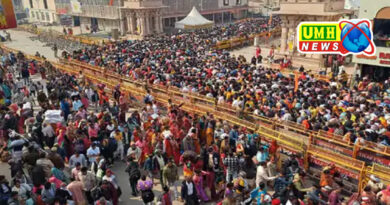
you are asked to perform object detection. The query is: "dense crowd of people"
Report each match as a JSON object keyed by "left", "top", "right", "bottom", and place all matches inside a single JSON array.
[
  {"left": 64, "top": 16, "right": 390, "bottom": 147},
  {"left": 0, "top": 50, "right": 389, "bottom": 205},
  {"left": 0, "top": 17, "right": 390, "bottom": 205}
]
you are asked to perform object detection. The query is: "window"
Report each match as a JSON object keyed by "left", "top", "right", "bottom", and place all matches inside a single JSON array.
[
  {"left": 31, "top": 11, "right": 35, "bottom": 18},
  {"left": 373, "top": 18, "right": 390, "bottom": 47},
  {"left": 41, "top": 12, "right": 45, "bottom": 21},
  {"left": 43, "top": 0, "right": 48, "bottom": 9},
  {"left": 46, "top": 12, "right": 50, "bottom": 21},
  {"left": 36, "top": 12, "right": 39, "bottom": 20},
  {"left": 29, "top": 0, "right": 33, "bottom": 8},
  {"left": 236, "top": 0, "right": 240, "bottom": 5},
  {"left": 223, "top": 0, "right": 229, "bottom": 6}
]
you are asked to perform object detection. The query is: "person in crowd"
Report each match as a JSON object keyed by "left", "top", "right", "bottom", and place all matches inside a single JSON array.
[
  {"left": 367, "top": 175, "right": 384, "bottom": 194},
  {"left": 223, "top": 150, "right": 239, "bottom": 183},
  {"left": 87, "top": 142, "right": 101, "bottom": 165},
  {"left": 256, "top": 161, "right": 278, "bottom": 189},
  {"left": 162, "top": 158, "right": 179, "bottom": 200},
  {"left": 250, "top": 182, "right": 271, "bottom": 205},
  {"left": 126, "top": 156, "right": 141, "bottom": 196},
  {"left": 36, "top": 152, "right": 54, "bottom": 179},
  {"left": 7, "top": 191, "right": 19, "bottom": 205},
  {"left": 102, "top": 169, "right": 121, "bottom": 199},
  {"left": 377, "top": 185, "right": 390, "bottom": 204},
  {"left": 41, "top": 182, "right": 56, "bottom": 204},
  {"left": 193, "top": 169, "right": 209, "bottom": 202},
  {"left": 153, "top": 149, "right": 167, "bottom": 187},
  {"left": 78, "top": 166, "right": 96, "bottom": 204},
  {"left": 11, "top": 179, "right": 31, "bottom": 204},
  {"left": 69, "top": 151, "right": 87, "bottom": 169},
  {"left": 328, "top": 183, "right": 344, "bottom": 205},
  {"left": 0, "top": 176, "right": 11, "bottom": 204},
  {"left": 137, "top": 175, "right": 154, "bottom": 205},
  {"left": 2, "top": 23, "right": 390, "bottom": 205},
  {"left": 95, "top": 197, "right": 113, "bottom": 205},
  {"left": 293, "top": 170, "right": 314, "bottom": 200},
  {"left": 160, "top": 185, "right": 172, "bottom": 205},
  {"left": 181, "top": 176, "right": 198, "bottom": 205},
  {"left": 361, "top": 185, "right": 377, "bottom": 205},
  {"left": 67, "top": 179, "right": 87, "bottom": 205},
  {"left": 55, "top": 182, "right": 72, "bottom": 204}
]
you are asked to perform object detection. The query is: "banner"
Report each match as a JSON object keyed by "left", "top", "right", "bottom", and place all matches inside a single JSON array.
[
  {"left": 70, "top": 0, "right": 82, "bottom": 14},
  {"left": 0, "top": 0, "right": 17, "bottom": 29},
  {"left": 56, "top": 8, "right": 68, "bottom": 14}
]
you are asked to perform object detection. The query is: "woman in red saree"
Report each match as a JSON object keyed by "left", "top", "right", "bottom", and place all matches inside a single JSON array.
[
  {"left": 28, "top": 62, "right": 36, "bottom": 75},
  {"left": 182, "top": 114, "right": 192, "bottom": 134},
  {"left": 136, "top": 136, "right": 151, "bottom": 165},
  {"left": 169, "top": 120, "right": 181, "bottom": 140},
  {"left": 171, "top": 137, "right": 181, "bottom": 165},
  {"left": 132, "top": 128, "right": 141, "bottom": 142},
  {"left": 163, "top": 137, "right": 174, "bottom": 159}
]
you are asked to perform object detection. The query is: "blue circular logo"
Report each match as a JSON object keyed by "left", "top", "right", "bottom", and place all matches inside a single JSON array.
[{"left": 341, "top": 20, "right": 371, "bottom": 53}]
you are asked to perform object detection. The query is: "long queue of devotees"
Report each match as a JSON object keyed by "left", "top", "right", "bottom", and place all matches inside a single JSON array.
[{"left": 0, "top": 16, "right": 390, "bottom": 205}]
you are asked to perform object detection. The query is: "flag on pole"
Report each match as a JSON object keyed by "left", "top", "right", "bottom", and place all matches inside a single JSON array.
[
  {"left": 109, "top": 0, "right": 114, "bottom": 6},
  {"left": 294, "top": 74, "right": 299, "bottom": 92},
  {"left": 268, "top": 14, "right": 273, "bottom": 26}
]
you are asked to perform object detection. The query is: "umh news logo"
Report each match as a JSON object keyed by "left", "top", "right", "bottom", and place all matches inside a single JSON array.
[{"left": 297, "top": 19, "right": 376, "bottom": 56}]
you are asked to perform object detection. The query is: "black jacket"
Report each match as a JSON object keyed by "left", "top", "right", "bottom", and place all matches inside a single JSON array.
[
  {"left": 181, "top": 180, "right": 198, "bottom": 202},
  {"left": 152, "top": 154, "right": 167, "bottom": 171},
  {"left": 202, "top": 151, "right": 220, "bottom": 172}
]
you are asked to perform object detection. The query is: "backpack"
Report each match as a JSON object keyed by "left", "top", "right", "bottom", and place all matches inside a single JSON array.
[
  {"left": 126, "top": 163, "right": 141, "bottom": 180},
  {"left": 141, "top": 189, "right": 155, "bottom": 203},
  {"left": 130, "top": 168, "right": 141, "bottom": 180}
]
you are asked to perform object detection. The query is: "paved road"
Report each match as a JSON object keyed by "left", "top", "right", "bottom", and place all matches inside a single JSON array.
[
  {"left": 2, "top": 29, "right": 185, "bottom": 205},
  {"left": 4, "top": 30, "right": 61, "bottom": 61}
]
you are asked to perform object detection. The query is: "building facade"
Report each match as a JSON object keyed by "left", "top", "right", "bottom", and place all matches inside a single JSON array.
[
  {"left": 22, "top": 0, "right": 59, "bottom": 23},
  {"left": 53, "top": 0, "right": 249, "bottom": 36},
  {"left": 273, "top": 0, "right": 350, "bottom": 54},
  {"left": 13, "top": 0, "right": 28, "bottom": 20},
  {"left": 248, "top": 0, "right": 280, "bottom": 15},
  {"left": 352, "top": 0, "right": 390, "bottom": 81},
  {"left": 162, "top": 0, "right": 249, "bottom": 27}
]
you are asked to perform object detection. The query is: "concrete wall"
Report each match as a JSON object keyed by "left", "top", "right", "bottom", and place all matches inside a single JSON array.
[
  {"left": 279, "top": 2, "right": 326, "bottom": 13},
  {"left": 79, "top": 16, "right": 120, "bottom": 33},
  {"left": 98, "top": 18, "right": 120, "bottom": 32},
  {"left": 358, "top": 0, "right": 389, "bottom": 19}
]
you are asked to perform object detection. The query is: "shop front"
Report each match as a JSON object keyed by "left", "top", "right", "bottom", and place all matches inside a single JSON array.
[{"left": 355, "top": 52, "right": 390, "bottom": 81}]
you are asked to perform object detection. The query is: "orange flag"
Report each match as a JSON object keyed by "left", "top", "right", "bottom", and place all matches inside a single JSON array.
[
  {"left": 268, "top": 14, "right": 273, "bottom": 26},
  {"left": 294, "top": 74, "right": 299, "bottom": 92},
  {"left": 109, "top": 0, "right": 114, "bottom": 5}
]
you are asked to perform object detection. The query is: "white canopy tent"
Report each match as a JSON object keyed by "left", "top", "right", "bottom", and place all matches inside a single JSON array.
[{"left": 175, "top": 7, "right": 214, "bottom": 29}]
